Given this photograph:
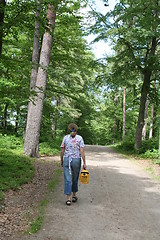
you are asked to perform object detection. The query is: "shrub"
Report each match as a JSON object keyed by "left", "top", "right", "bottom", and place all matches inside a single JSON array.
[
  {"left": 141, "top": 149, "right": 159, "bottom": 159},
  {"left": 139, "top": 139, "right": 158, "bottom": 153}
]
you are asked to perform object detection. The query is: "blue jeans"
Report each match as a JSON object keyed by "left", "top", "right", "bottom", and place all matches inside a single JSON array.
[{"left": 63, "top": 157, "right": 81, "bottom": 195}]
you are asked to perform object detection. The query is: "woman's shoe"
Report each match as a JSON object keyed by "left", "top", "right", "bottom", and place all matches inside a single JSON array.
[
  {"left": 66, "top": 200, "right": 71, "bottom": 206},
  {"left": 72, "top": 196, "right": 78, "bottom": 202}
]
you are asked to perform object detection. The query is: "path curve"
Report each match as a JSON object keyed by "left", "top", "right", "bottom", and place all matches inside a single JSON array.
[{"left": 21, "top": 145, "right": 160, "bottom": 240}]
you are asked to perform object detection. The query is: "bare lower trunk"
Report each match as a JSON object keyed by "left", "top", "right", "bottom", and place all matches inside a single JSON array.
[
  {"left": 15, "top": 106, "right": 20, "bottom": 133},
  {"left": 149, "top": 104, "right": 154, "bottom": 139},
  {"left": 135, "top": 71, "right": 151, "bottom": 149},
  {"left": 3, "top": 102, "right": 8, "bottom": 132},
  {"left": 142, "top": 98, "right": 149, "bottom": 140},
  {"left": 135, "top": 34, "right": 157, "bottom": 150},
  {"left": 123, "top": 87, "right": 125, "bottom": 141},
  {"left": 24, "top": 5, "right": 56, "bottom": 157},
  {"left": 149, "top": 80, "right": 156, "bottom": 139},
  {"left": 159, "top": 126, "right": 160, "bottom": 158}
]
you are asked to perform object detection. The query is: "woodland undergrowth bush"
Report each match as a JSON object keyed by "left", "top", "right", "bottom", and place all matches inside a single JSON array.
[
  {"left": 113, "top": 137, "right": 160, "bottom": 165},
  {"left": 39, "top": 135, "right": 61, "bottom": 155},
  {"left": 139, "top": 139, "right": 158, "bottom": 153},
  {"left": 0, "top": 133, "right": 23, "bottom": 153},
  {"left": 0, "top": 133, "right": 60, "bottom": 204},
  {"left": 0, "top": 148, "right": 34, "bottom": 204}
]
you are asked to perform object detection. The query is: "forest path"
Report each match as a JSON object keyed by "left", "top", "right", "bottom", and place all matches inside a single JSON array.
[{"left": 22, "top": 145, "right": 160, "bottom": 240}]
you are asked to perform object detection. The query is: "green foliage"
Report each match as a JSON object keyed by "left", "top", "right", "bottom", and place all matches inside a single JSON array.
[
  {"left": 29, "top": 215, "right": 43, "bottom": 234},
  {"left": 114, "top": 140, "right": 135, "bottom": 153},
  {"left": 139, "top": 139, "right": 158, "bottom": 154},
  {"left": 48, "top": 169, "right": 62, "bottom": 191},
  {"left": 0, "top": 133, "right": 23, "bottom": 152},
  {"left": 0, "top": 149, "right": 34, "bottom": 202},
  {"left": 141, "top": 149, "right": 159, "bottom": 160},
  {"left": 39, "top": 141, "right": 60, "bottom": 156}
]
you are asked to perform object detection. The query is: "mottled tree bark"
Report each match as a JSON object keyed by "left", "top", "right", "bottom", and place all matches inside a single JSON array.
[
  {"left": 135, "top": 71, "right": 151, "bottom": 149},
  {"left": 3, "top": 102, "right": 8, "bottom": 132},
  {"left": 123, "top": 87, "right": 125, "bottom": 141},
  {"left": 24, "top": 5, "right": 56, "bottom": 157},
  {"left": 30, "top": 0, "right": 41, "bottom": 91},
  {"left": 149, "top": 81, "right": 156, "bottom": 139},
  {"left": 135, "top": 35, "right": 157, "bottom": 150},
  {"left": 149, "top": 104, "right": 154, "bottom": 139},
  {"left": 142, "top": 99, "right": 149, "bottom": 140}
]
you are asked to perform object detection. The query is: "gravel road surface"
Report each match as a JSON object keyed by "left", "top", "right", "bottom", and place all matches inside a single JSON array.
[{"left": 18, "top": 145, "right": 160, "bottom": 240}]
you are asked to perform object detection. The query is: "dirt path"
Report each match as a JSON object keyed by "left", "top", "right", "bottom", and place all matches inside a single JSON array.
[{"left": 19, "top": 145, "right": 160, "bottom": 240}]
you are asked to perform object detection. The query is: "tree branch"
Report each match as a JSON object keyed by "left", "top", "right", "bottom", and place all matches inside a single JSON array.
[{"left": 119, "top": 37, "right": 143, "bottom": 72}]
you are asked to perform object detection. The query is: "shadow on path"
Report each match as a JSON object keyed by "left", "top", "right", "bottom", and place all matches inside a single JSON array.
[{"left": 16, "top": 145, "right": 160, "bottom": 240}]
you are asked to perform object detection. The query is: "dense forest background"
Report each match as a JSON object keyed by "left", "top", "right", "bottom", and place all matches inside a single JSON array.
[{"left": 0, "top": 0, "right": 160, "bottom": 158}]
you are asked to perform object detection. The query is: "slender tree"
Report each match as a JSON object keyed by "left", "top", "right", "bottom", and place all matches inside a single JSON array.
[
  {"left": 24, "top": 4, "right": 56, "bottom": 157},
  {"left": 123, "top": 87, "right": 125, "bottom": 141},
  {"left": 30, "top": 0, "right": 41, "bottom": 91},
  {"left": 142, "top": 99, "right": 149, "bottom": 140},
  {"left": 149, "top": 81, "right": 156, "bottom": 139}
]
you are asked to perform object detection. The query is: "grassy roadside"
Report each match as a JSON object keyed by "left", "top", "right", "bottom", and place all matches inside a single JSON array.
[
  {"left": 111, "top": 143, "right": 160, "bottom": 181},
  {"left": 0, "top": 134, "right": 60, "bottom": 204},
  {"left": 27, "top": 168, "right": 62, "bottom": 234},
  {"left": 0, "top": 148, "right": 34, "bottom": 204},
  {"left": 0, "top": 133, "right": 62, "bottom": 237}
]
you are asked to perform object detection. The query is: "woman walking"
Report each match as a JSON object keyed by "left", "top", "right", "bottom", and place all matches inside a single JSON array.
[{"left": 61, "top": 123, "right": 86, "bottom": 206}]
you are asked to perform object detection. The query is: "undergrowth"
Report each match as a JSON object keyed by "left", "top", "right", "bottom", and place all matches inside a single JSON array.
[
  {"left": 112, "top": 138, "right": 160, "bottom": 165},
  {"left": 0, "top": 148, "right": 34, "bottom": 203},
  {"left": 27, "top": 168, "right": 62, "bottom": 234},
  {"left": 0, "top": 133, "right": 60, "bottom": 204}
]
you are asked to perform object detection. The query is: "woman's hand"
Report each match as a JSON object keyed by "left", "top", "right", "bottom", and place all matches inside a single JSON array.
[
  {"left": 61, "top": 160, "right": 63, "bottom": 167},
  {"left": 83, "top": 163, "right": 86, "bottom": 170}
]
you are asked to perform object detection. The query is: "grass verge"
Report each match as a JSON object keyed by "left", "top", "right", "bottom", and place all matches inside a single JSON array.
[
  {"left": 111, "top": 143, "right": 160, "bottom": 181},
  {"left": 0, "top": 148, "right": 34, "bottom": 204},
  {"left": 27, "top": 167, "right": 62, "bottom": 234}
]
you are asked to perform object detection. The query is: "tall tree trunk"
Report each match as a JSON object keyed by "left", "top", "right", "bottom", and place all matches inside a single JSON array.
[
  {"left": 149, "top": 80, "right": 156, "bottom": 139},
  {"left": 149, "top": 104, "right": 154, "bottom": 139},
  {"left": 159, "top": 126, "right": 160, "bottom": 159},
  {"left": 135, "top": 35, "right": 157, "bottom": 150},
  {"left": 0, "top": 0, "right": 6, "bottom": 56},
  {"left": 3, "top": 102, "right": 8, "bottom": 132},
  {"left": 52, "top": 97, "right": 60, "bottom": 137},
  {"left": 135, "top": 71, "right": 151, "bottom": 149},
  {"left": 24, "top": 5, "right": 56, "bottom": 157},
  {"left": 142, "top": 98, "right": 149, "bottom": 140},
  {"left": 30, "top": 0, "right": 41, "bottom": 91},
  {"left": 123, "top": 87, "right": 125, "bottom": 141},
  {"left": 113, "top": 94, "right": 119, "bottom": 138},
  {"left": 15, "top": 105, "right": 20, "bottom": 133}
]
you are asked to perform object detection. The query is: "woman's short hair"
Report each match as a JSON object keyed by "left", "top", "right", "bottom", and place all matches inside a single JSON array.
[{"left": 68, "top": 123, "right": 78, "bottom": 132}]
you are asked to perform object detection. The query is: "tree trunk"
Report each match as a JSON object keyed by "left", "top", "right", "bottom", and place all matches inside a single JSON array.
[
  {"left": 3, "top": 102, "right": 8, "bottom": 132},
  {"left": 135, "top": 71, "right": 151, "bottom": 149},
  {"left": 30, "top": 0, "right": 41, "bottom": 91},
  {"left": 15, "top": 105, "right": 20, "bottom": 133},
  {"left": 149, "top": 104, "right": 154, "bottom": 139},
  {"left": 113, "top": 94, "right": 119, "bottom": 138},
  {"left": 24, "top": 5, "right": 56, "bottom": 157},
  {"left": 123, "top": 87, "right": 125, "bottom": 141},
  {"left": 0, "top": 0, "right": 6, "bottom": 56},
  {"left": 159, "top": 126, "right": 160, "bottom": 159},
  {"left": 142, "top": 98, "right": 149, "bottom": 140},
  {"left": 52, "top": 97, "right": 60, "bottom": 137},
  {"left": 149, "top": 80, "right": 156, "bottom": 139},
  {"left": 135, "top": 34, "right": 157, "bottom": 150}
]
